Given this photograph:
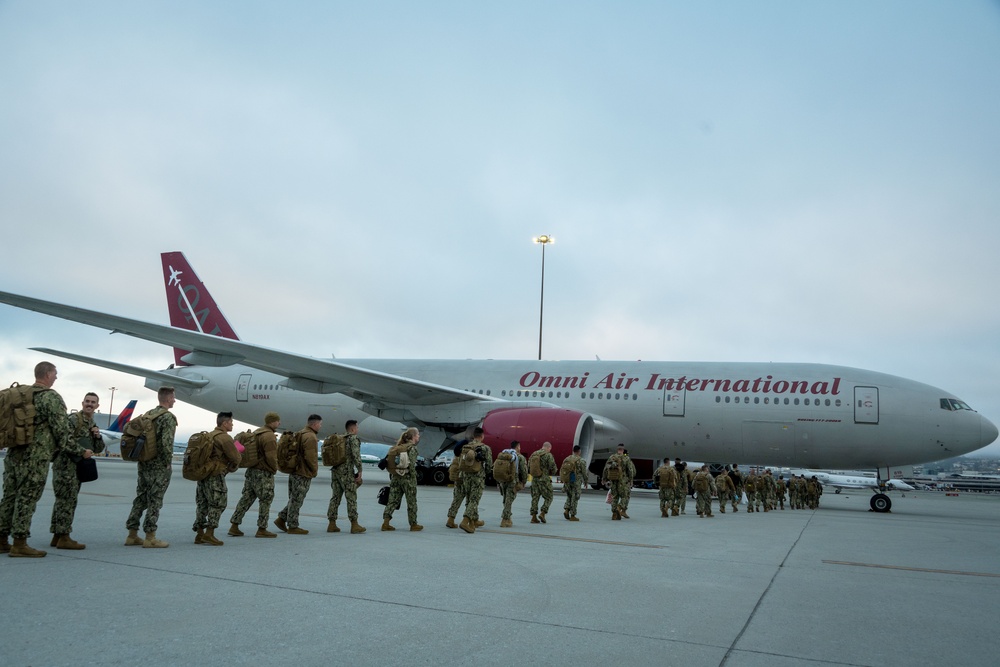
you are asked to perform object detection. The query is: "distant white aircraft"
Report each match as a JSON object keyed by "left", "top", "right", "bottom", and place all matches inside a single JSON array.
[
  {"left": 1, "top": 251, "right": 996, "bottom": 513},
  {"left": 794, "top": 470, "right": 915, "bottom": 494}
]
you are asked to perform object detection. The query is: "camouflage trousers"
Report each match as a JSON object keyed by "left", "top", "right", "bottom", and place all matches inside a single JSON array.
[
  {"left": 563, "top": 481, "right": 583, "bottom": 517},
  {"left": 678, "top": 487, "right": 689, "bottom": 512},
  {"left": 609, "top": 480, "right": 629, "bottom": 514},
  {"left": 789, "top": 489, "right": 800, "bottom": 509},
  {"left": 448, "top": 474, "right": 485, "bottom": 521},
  {"left": 50, "top": 455, "right": 82, "bottom": 534},
  {"left": 327, "top": 465, "right": 359, "bottom": 522},
  {"left": 623, "top": 483, "right": 633, "bottom": 510},
  {"left": 193, "top": 474, "right": 228, "bottom": 530},
  {"left": 126, "top": 462, "right": 172, "bottom": 533},
  {"left": 383, "top": 473, "right": 417, "bottom": 524},
  {"left": 278, "top": 474, "right": 312, "bottom": 529},
  {"left": 746, "top": 489, "right": 759, "bottom": 510},
  {"left": 658, "top": 487, "right": 672, "bottom": 513},
  {"left": 716, "top": 489, "right": 731, "bottom": 513},
  {"left": 530, "top": 477, "right": 554, "bottom": 516},
  {"left": 0, "top": 447, "right": 50, "bottom": 538},
  {"left": 732, "top": 488, "right": 742, "bottom": 511},
  {"left": 696, "top": 491, "right": 713, "bottom": 516},
  {"left": 775, "top": 491, "right": 786, "bottom": 509},
  {"left": 231, "top": 468, "right": 275, "bottom": 529},
  {"left": 498, "top": 482, "right": 520, "bottom": 520}
]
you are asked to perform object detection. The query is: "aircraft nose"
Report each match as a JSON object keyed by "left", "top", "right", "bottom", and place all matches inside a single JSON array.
[{"left": 981, "top": 415, "right": 999, "bottom": 448}]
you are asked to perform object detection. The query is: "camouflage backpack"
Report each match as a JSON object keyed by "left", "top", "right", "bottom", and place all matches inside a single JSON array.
[
  {"left": 0, "top": 382, "right": 43, "bottom": 450},
  {"left": 493, "top": 450, "right": 515, "bottom": 483},
  {"left": 559, "top": 456, "right": 578, "bottom": 484},
  {"left": 457, "top": 442, "right": 481, "bottom": 474},
  {"left": 182, "top": 431, "right": 214, "bottom": 481},
  {"left": 120, "top": 407, "right": 166, "bottom": 462},
  {"left": 528, "top": 450, "right": 544, "bottom": 478},
  {"left": 447, "top": 456, "right": 461, "bottom": 482},
  {"left": 606, "top": 457, "right": 622, "bottom": 481},
  {"left": 276, "top": 430, "right": 301, "bottom": 474},
  {"left": 236, "top": 427, "right": 265, "bottom": 469},
  {"left": 321, "top": 433, "right": 347, "bottom": 467}
]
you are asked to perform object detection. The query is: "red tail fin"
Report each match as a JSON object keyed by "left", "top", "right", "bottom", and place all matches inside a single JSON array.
[{"left": 161, "top": 251, "right": 240, "bottom": 366}]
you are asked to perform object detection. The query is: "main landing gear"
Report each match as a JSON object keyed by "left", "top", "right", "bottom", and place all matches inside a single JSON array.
[{"left": 869, "top": 467, "right": 892, "bottom": 513}]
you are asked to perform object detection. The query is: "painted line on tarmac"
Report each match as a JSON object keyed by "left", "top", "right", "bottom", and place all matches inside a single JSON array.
[
  {"left": 824, "top": 560, "right": 1000, "bottom": 578},
  {"left": 478, "top": 529, "right": 666, "bottom": 549}
]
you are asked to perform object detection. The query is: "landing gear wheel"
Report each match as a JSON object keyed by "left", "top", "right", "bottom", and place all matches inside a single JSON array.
[
  {"left": 870, "top": 493, "right": 891, "bottom": 513},
  {"left": 431, "top": 469, "right": 447, "bottom": 485}
]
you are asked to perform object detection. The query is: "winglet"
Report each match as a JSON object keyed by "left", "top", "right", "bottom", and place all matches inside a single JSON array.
[{"left": 160, "top": 251, "right": 240, "bottom": 366}]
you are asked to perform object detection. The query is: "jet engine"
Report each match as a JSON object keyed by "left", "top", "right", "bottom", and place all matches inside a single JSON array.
[{"left": 480, "top": 407, "right": 595, "bottom": 464}]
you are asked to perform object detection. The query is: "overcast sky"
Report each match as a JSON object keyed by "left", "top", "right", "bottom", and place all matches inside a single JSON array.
[{"left": 2, "top": 2, "right": 999, "bottom": 457}]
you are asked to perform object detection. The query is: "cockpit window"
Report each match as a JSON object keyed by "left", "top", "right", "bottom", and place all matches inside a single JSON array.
[{"left": 940, "top": 398, "right": 973, "bottom": 411}]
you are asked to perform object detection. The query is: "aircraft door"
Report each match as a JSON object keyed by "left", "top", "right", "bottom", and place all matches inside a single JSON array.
[
  {"left": 663, "top": 388, "right": 685, "bottom": 417},
  {"left": 854, "top": 386, "right": 879, "bottom": 424},
  {"left": 236, "top": 373, "right": 252, "bottom": 403}
]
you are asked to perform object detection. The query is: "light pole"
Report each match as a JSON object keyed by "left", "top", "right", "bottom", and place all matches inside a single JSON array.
[
  {"left": 532, "top": 235, "right": 554, "bottom": 360},
  {"left": 107, "top": 386, "right": 116, "bottom": 429}
]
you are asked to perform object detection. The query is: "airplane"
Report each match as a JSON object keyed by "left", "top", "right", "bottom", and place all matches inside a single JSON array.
[
  {"left": 0, "top": 251, "right": 996, "bottom": 513},
  {"left": 790, "top": 469, "right": 915, "bottom": 494}
]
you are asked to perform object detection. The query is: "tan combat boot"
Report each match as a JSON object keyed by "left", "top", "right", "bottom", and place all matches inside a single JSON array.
[
  {"left": 287, "top": 527, "right": 309, "bottom": 535},
  {"left": 661, "top": 508, "right": 668, "bottom": 517},
  {"left": 50, "top": 533, "right": 61, "bottom": 547},
  {"left": 539, "top": 513, "right": 546, "bottom": 524},
  {"left": 143, "top": 532, "right": 169, "bottom": 548},
  {"left": 446, "top": 517, "right": 457, "bottom": 529},
  {"left": 274, "top": 516, "right": 288, "bottom": 532},
  {"left": 9, "top": 537, "right": 46, "bottom": 558},
  {"left": 125, "top": 529, "right": 144, "bottom": 546},
  {"left": 255, "top": 528, "right": 277, "bottom": 538},
  {"left": 530, "top": 514, "right": 540, "bottom": 524},
  {"left": 500, "top": 518, "right": 512, "bottom": 528},
  {"left": 568, "top": 516, "right": 580, "bottom": 522},
  {"left": 194, "top": 528, "right": 205, "bottom": 544},
  {"left": 612, "top": 510, "right": 621, "bottom": 520},
  {"left": 671, "top": 507, "right": 680, "bottom": 516},
  {"left": 381, "top": 519, "right": 395, "bottom": 531},
  {"left": 619, "top": 509, "right": 630, "bottom": 519},
  {"left": 56, "top": 534, "right": 86, "bottom": 550},
  {"left": 202, "top": 528, "right": 224, "bottom": 546},
  {"left": 410, "top": 523, "right": 423, "bottom": 531},
  {"left": 327, "top": 520, "right": 340, "bottom": 533},
  {"left": 350, "top": 520, "right": 366, "bottom": 534},
  {"left": 228, "top": 524, "right": 244, "bottom": 537},
  {"left": 564, "top": 510, "right": 570, "bottom": 520},
  {"left": 459, "top": 516, "right": 474, "bottom": 533},
  {"left": 0, "top": 533, "right": 10, "bottom": 553},
  {"left": 475, "top": 519, "right": 485, "bottom": 527}
]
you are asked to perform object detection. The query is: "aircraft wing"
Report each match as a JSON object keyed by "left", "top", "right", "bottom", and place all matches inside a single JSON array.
[{"left": 0, "top": 290, "right": 492, "bottom": 407}]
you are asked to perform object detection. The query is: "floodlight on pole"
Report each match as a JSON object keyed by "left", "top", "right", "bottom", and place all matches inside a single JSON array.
[
  {"left": 107, "top": 386, "right": 117, "bottom": 429},
  {"left": 532, "top": 235, "right": 554, "bottom": 360}
]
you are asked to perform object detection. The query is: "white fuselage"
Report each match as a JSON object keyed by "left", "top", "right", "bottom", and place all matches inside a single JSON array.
[{"left": 151, "top": 359, "right": 996, "bottom": 469}]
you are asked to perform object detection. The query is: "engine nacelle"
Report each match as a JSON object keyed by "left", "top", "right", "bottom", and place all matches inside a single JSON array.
[{"left": 480, "top": 407, "right": 595, "bottom": 466}]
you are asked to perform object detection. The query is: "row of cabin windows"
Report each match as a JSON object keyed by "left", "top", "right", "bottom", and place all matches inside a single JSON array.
[{"left": 716, "top": 395, "right": 843, "bottom": 407}]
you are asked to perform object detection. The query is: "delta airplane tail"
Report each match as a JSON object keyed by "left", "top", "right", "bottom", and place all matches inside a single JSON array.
[
  {"left": 106, "top": 399, "right": 138, "bottom": 432},
  {"left": 160, "top": 251, "right": 240, "bottom": 366}
]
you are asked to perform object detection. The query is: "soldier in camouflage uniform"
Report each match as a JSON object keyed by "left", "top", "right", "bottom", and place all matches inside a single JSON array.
[
  {"left": 49, "top": 391, "right": 105, "bottom": 549},
  {"left": 193, "top": 412, "right": 241, "bottom": 546},
  {"left": 621, "top": 448, "right": 636, "bottom": 515},
  {"left": 498, "top": 441, "right": 528, "bottom": 528},
  {"left": 381, "top": 427, "right": 421, "bottom": 531},
  {"left": 653, "top": 459, "right": 678, "bottom": 518},
  {"left": 327, "top": 419, "right": 365, "bottom": 534},
  {"left": 447, "top": 428, "right": 493, "bottom": 533},
  {"left": 761, "top": 469, "right": 775, "bottom": 512},
  {"left": 744, "top": 471, "right": 759, "bottom": 512},
  {"left": 602, "top": 443, "right": 633, "bottom": 520},
  {"left": 0, "top": 362, "right": 94, "bottom": 557},
  {"left": 561, "top": 444, "right": 588, "bottom": 521},
  {"left": 675, "top": 459, "right": 693, "bottom": 515},
  {"left": 528, "top": 441, "right": 558, "bottom": 523},
  {"left": 275, "top": 415, "right": 321, "bottom": 535},
  {"left": 124, "top": 387, "right": 177, "bottom": 548},
  {"left": 229, "top": 412, "right": 280, "bottom": 538},
  {"left": 788, "top": 474, "right": 801, "bottom": 509},
  {"left": 693, "top": 465, "right": 716, "bottom": 517},
  {"left": 714, "top": 469, "right": 735, "bottom": 514},
  {"left": 775, "top": 474, "right": 787, "bottom": 510}
]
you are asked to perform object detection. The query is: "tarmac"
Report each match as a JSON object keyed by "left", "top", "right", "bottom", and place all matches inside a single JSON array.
[{"left": 2, "top": 459, "right": 998, "bottom": 667}]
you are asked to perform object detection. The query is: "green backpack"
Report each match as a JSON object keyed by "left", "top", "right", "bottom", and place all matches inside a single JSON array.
[
  {"left": 321, "top": 433, "right": 347, "bottom": 467},
  {"left": 120, "top": 407, "right": 166, "bottom": 462},
  {"left": 182, "top": 431, "right": 214, "bottom": 481},
  {"left": 236, "top": 428, "right": 264, "bottom": 469},
  {"left": 0, "top": 382, "right": 42, "bottom": 450},
  {"left": 276, "top": 430, "right": 301, "bottom": 474}
]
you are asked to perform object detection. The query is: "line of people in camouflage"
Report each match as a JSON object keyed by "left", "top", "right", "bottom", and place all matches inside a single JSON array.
[{"left": 1, "top": 361, "right": 824, "bottom": 558}]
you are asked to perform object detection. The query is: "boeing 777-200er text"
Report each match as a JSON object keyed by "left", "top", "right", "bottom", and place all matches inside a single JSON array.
[{"left": 1, "top": 251, "right": 995, "bottom": 512}]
